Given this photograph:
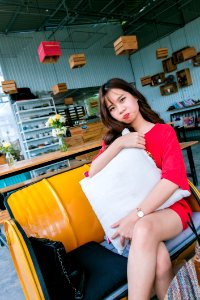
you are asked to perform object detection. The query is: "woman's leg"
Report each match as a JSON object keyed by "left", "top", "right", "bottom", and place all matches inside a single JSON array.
[
  {"left": 127, "top": 209, "right": 183, "bottom": 300},
  {"left": 154, "top": 242, "right": 174, "bottom": 299}
]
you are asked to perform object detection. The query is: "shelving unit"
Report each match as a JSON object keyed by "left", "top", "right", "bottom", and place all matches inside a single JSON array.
[
  {"left": 12, "top": 97, "right": 60, "bottom": 160},
  {"left": 169, "top": 104, "right": 200, "bottom": 139},
  {"left": 162, "top": 57, "right": 177, "bottom": 73},
  {"left": 12, "top": 97, "right": 71, "bottom": 177},
  {"left": 151, "top": 72, "right": 165, "bottom": 86},
  {"left": 160, "top": 82, "right": 178, "bottom": 96},
  {"left": 176, "top": 68, "right": 192, "bottom": 88}
]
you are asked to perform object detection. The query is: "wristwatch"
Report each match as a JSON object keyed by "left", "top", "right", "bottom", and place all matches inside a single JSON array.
[{"left": 136, "top": 208, "right": 144, "bottom": 218}]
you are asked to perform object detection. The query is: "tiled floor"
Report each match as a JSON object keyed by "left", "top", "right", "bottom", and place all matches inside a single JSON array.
[{"left": 0, "top": 141, "right": 199, "bottom": 300}]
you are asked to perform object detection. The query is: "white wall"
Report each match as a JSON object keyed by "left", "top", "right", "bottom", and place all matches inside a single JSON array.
[{"left": 130, "top": 17, "right": 200, "bottom": 123}]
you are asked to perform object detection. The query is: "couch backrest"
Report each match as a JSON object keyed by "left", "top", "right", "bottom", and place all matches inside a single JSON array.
[{"left": 6, "top": 165, "right": 104, "bottom": 252}]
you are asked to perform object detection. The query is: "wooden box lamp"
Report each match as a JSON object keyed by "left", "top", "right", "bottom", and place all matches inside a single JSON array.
[
  {"left": 114, "top": 36, "right": 138, "bottom": 55},
  {"left": 38, "top": 41, "right": 62, "bottom": 64},
  {"left": 69, "top": 54, "right": 86, "bottom": 69},
  {"left": 2, "top": 80, "right": 17, "bottom": 94},
  {"left": 52, "top": 83, "right": 68, "bottom": 95}
]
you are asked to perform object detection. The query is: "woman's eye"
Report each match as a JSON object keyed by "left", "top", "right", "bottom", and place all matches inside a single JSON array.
[
  {"left": 120, "top": 97, "right": 125, "bottom": 102},
  {"left": 109, "top": 107, "right": 115, "bottom": 112}
]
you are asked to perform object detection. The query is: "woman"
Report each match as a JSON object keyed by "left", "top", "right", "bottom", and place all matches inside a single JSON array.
[{"left": 89, "top": 78, "right": 192, "bottom": 300}]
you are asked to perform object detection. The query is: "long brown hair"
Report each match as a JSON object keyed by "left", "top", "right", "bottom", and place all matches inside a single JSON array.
[{"left": 99, "top": 78, "right": 165, "bottom": 145}]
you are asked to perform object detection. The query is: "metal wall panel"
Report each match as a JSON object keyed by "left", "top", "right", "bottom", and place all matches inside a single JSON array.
[{"left": 130, "top": 17, "right": 200, "bottom": 129}]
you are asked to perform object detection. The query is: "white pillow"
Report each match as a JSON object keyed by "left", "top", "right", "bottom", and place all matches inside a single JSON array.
[{"left": 80, "top": 130, "right": 190, "bottom": 254}]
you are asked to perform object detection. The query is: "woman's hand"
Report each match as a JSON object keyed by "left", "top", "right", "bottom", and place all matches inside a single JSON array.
[
  {"left": 117, "top": 132, "right": 146, "bottom": 150},
  {"left": 111, "top": 210, "right": 138, "bottom": 247}
]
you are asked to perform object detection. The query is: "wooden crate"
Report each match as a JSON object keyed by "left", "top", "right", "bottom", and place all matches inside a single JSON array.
[
  {"left": 173, "top": 47, "right": 197, "bottom": 64},
  {"left": 181, "top": 47, "right": 197, "bottom": 61},
  {"left": 114, "top": 36, "right": 138, "bottom": 56},
  {"left": 156, "top": 48, "right": 168, "bottom": 59},
  {"left": 52, "top": 83, "right": 68, "bottom": 95},
  {"left": 160, "top": 82, "right": 178, "bottom": 96},
  {"left": 64, "top": 97, "right": 73, "bottom": 105},
  {"left": 140, "top": 76, "right": 152, "bottom": 86},
  {"left": 151, "top": 73, "right": 165, "bottom": 86},
  {"left": 38, "top": 41, "right": 62, "bottom": 64},
  {"left": 162, "top": 57, "right": 177, "bottom": 73},
  {"left": 2, "top": 80, "right": 17, "bottom": 94},
  {"left": 69, "top": 54, "right": 86, "bottom": 69},
  {"left": 192, "top": 52, "right": 200, "bottom": 67},
  {"left": 176, "top": 68, "right": 192, "bottom": 88}
]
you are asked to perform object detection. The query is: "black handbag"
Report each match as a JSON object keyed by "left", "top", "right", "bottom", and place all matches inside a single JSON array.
[{"left": 29, "top": 237, "right": 85, "bottom": 300}]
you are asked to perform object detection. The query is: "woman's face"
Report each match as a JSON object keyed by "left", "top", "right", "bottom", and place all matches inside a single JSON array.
[{"left": 105, "top": 88, "right": 140, "bottom": 125}]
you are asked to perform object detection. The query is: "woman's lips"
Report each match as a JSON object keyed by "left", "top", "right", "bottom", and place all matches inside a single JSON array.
[{"left": 123, "top": 113, "right": 130, "bottom": 120}]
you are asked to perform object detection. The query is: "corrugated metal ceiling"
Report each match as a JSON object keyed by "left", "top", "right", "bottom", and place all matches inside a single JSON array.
[{"left": 0, "top": 0, "right": 200, "bottom": 49}]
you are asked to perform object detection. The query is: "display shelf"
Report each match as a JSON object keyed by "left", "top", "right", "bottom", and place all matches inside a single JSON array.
[
  {"left": 151, "top": 72, "right": 165, "bottom": 86},
  {"left": 26, "top": 143, "right": 59, "bottom": 153},
  {"left": 169, "top": 105, "right": 200, "bottom": 139},
  {"left": 160, "top": 82, "right": 178, "bottom": 96},
  {"left": 176, "top": 68, "right": 192, "bottom": 88},
  {"left": 172, "top": 47, "right": 197, "bottom": 64},
  {"left": 162, "top": 57, "right": 177, "bottom": 73},
  {"left": 12, "top": 97, "right": 59, "bottom": 159},
  {"left": 167, "top": 103, "right": 200, "bottom": 114},
  {"left": 192, "top": 52, "right": 200, "bottom": 67},
  {"left": 31, "top": 159, "right": 69, "bottom": 177}
]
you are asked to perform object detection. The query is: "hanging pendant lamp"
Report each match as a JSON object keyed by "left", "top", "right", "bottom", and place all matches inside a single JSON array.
[
  {"left": 38, "top": 41, "right": 62, "bottom": 63},
  {"left": 51, "top": 83, "right": 68, "bottom": 95},
  {"left": 69, "top": 53, "right": 86, "bottom": 69},
  {"left": 114, "top": 35, "right": 138, "bottom": 55},
  {"left": 2, "top": 80, "right": 18, "bottom": 94}
]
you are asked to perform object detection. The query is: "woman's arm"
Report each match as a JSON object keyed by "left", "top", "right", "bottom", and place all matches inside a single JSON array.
[
  {"left": 111, "top": 178, "right": 179, "bottom": 244},
  {"left": 89, "top": 132, "right": 145, "bottom": 177}
]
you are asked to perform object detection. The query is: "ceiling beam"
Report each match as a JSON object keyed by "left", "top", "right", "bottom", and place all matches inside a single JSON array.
[{"left": 4, "top": 6, "right": 22, "bottom": 34}]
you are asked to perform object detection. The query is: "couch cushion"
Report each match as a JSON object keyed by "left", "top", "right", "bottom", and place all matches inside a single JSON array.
[
  {"left": 68, "top": 241, "right": 127, "bottom": 300},
  {"left": 165, "top": 212, "right": 200, "bottom": 257}
]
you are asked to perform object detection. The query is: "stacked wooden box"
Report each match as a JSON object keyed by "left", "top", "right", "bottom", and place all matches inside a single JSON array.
[
  {"left": 173, "top": 47, "right": 197, "bottom": 64},
  {"left": 69, "top": 54, "right": 86, "bottom": 69},
  {"left": 192, "top": 53, "right": 200, "bottom": 67},
  {"left": 180, "top": 47, "right": 197, "bottom": 61},
  {"left": 114, "top": 36, "right": 138, "bottom": 55},
  {"left": 156, "top": 48, "right": 168, "bottom": 59},
  {"left": 52, "top": 83, "right": 68, "bottom": 95},
  {"left": 64, "top": 97, "right": 73, "bottom": 105},
  {"left": 38, "top": 41, "right": 62, "bottom": 63},
  {"left": 140, "top": 76, "right": 152, "bottom": 86},
  {"left": 2, "top": 80, "right": 17, "bottom": 94},
  {"left": 162, "top": 57, "right": 177, "bottom": 73}
]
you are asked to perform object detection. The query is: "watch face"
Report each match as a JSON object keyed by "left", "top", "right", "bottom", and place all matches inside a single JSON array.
[{"left": 137, "top": 210, "right": 144, "bottom": 218}]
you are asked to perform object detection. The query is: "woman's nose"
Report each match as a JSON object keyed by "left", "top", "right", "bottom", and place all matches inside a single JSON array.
[{"left": 119, "top": 106, "right": 125, "bottom": 114}]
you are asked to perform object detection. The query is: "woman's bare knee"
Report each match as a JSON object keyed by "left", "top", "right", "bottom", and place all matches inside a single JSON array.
[{"left": 132, "top": 218, "right": 157, "bottom": 248}]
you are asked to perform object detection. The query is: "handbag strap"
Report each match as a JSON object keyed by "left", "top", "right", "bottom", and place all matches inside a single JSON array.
[{"left": 56, "top": 248, "right": 83, "bottom": 300}]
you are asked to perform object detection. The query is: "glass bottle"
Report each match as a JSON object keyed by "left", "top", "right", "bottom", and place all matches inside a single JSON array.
[
  {"left": 6, "top": 152, "right": 15, "bottom": 166},
  {"left": 194, "top": 241, "right": 200, "bottom": 286},
  {"left": 58, "top": 136, "right": 68, "bottom": 152}
]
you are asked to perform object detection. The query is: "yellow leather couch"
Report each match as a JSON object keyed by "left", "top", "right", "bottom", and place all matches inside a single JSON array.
[{"left": 4, "top": 164, "right": 200, "bottom": 300}]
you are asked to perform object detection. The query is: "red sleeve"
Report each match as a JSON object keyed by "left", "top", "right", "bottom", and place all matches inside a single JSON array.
[
  {"left": 161, "top": 126, "right": 190, "bottom": 191},
  {"left": 92, "top": 140, "right": 107, "bottom": 160}
]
